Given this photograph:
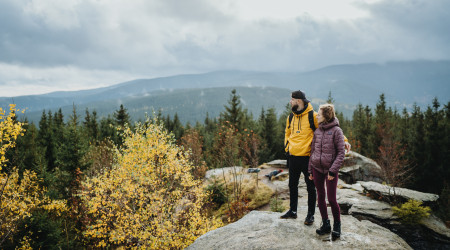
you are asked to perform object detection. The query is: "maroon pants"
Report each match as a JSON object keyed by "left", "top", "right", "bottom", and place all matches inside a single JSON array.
[{"left": 312, "top": 168, "right": 340, "bottom": 222}]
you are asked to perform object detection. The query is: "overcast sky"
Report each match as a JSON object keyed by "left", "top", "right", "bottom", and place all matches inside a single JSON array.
[{"left": 1, "top": 0, "right": 449, "bottom": 97}]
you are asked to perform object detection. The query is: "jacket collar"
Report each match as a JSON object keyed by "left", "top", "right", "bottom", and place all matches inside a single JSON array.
[
  {"left": 319, "top": 117, "right": 340, "bottom": 130},
  {"left": 292, "top": 102, "right": 313, "bottom": 116}
]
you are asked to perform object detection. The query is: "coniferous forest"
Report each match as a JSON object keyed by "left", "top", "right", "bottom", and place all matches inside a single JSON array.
[{"left": 1, "top": 89, "right": 449, "bottom": 248}]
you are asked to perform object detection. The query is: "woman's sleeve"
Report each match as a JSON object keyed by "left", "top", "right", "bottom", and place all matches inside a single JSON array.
[{"left": 329, "top": 128, "right": 345, "bottom": 175}]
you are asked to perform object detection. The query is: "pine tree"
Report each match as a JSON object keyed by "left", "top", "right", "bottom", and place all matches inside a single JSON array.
[
  {"left": 374, "top": 94, "right": 387, "bottom": 156},
  {"left": 37, "top": 110, "right": 56, "bottom": 172},
  {"left": 220, "top": 89, "right": 244, "bottom": 131},
  {"left": 11, "top": 122, "right": 41, "bottom": 178},
  {"left": 113, "top": 104, "right": 130, "bottom": 147},
  {"left": 171, "top": 113, "right": 184, "bottom": 140},
  {"left": 83, "top": 109, "right": 99, "bottom": 142},
  {"left": 264, "top": 107, "right": 281, "bottom": 162},
  {"left": 99, "top": 116, "right": 117, "bottom": 143},
  {"left": 114, "top": 104, "right": 130, "bottom": 128},
  {"left": 326, "top": 91, "right": 335, "bottom": 104}
]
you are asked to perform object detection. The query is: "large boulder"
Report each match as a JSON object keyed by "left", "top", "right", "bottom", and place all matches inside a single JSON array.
[
  {"left": 339, "top": 151, "right": 383, "bottom": 184},
  {"left": 187, "top": 211, "right": 411, "bottom": 250},
  {"left": 359, "top": 181, "right": 439, "bottom": 207}
]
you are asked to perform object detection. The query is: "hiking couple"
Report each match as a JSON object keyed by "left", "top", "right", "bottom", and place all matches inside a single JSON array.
[{"left": 281, "top": 90, "right": 350, "bottom": 239}]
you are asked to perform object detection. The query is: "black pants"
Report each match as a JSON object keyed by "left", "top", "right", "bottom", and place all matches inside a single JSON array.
[{"left": 288, "top": 155, "right": 316, "bottom": 215}]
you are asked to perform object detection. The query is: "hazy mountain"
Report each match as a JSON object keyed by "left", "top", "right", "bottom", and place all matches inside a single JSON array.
[
  {"left": 21, "top": 86, "right": 350, "bottom": 125},
  {"left": 2, "top": 60, "right": 449, "bottom": 124}
]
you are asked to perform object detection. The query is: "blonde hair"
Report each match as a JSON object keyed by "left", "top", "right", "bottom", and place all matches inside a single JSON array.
[{"left": 319, "top": 103, "right": 336, "bottom": 123}]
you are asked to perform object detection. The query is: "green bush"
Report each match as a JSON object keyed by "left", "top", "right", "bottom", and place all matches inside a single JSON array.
[
  {"left": 206, "top": 180, "right": 228, "bottom": 208},
  {"left": 392, "top": 199, "right": 431, "bottom": 224},
  {"left": 270, "top": 195, "right": 285, "bottom": 213}
]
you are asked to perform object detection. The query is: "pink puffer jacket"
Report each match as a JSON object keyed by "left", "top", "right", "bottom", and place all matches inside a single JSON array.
[{"left": 308, "top": 118, "right": 345, "bottom": 176}]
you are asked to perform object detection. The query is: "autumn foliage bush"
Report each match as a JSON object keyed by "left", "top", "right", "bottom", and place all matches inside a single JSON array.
[
  {"left": 79, "top": 120, "right": 222, "bottom": 249},
  {"left": 0, "top": 105, "right": 67, "bottom": 248}
]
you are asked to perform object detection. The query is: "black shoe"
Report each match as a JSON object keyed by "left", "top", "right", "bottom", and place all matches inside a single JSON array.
[
  {"left": 332, "top": 221, "right": 341, "bottom": 240},
  {"left": 316, "top": 219, "right": 331, "bottom": 235},
  {"left": 304, "top": 214, "right": 314, "bottom": 225},
  {"left": 280, "top": 210, "right": 297, "bottom": 219}
]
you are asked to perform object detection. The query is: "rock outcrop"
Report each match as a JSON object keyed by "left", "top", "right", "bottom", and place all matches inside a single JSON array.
[
  {"left": 199, "top": 159, "right": 449, "bottom": 249},
  {"left": 339, "top": 151, "right": 383, "bottom": 183},
  {"left": 359, "top": 181, "right": 440, "bottom": 207},
  {"left": 187, "top": 211, "right": 412, "bottom": 250},
  {"left": 265, "top": 160, "right": 287, "bottom": 168}
]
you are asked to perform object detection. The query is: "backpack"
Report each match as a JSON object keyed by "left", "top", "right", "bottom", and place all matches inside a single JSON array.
[{"left": 288, "top": 110, "right": 316, "bottom": 131}]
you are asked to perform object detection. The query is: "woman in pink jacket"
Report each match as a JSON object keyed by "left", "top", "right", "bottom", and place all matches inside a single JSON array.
[{"left": 308, "top": 104, "right": 345, "bottom": 239}]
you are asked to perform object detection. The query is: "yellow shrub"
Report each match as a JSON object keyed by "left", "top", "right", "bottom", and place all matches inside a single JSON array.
[
  {"left": 392, "top": 199, "right": 431, "bottom": 224},
  {"left": 0, "top": 105, "right": 66, "bottom": 247},
  {"left": 0, "top": 104, "right": 25, "bottom": 171},
  {"left": 80, "top": 121, "right": 222, "bottom": 249}
]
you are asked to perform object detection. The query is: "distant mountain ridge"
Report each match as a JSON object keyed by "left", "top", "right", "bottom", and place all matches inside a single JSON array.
[{"left": 1, "top": 60, "right": 449, "bottom": 124}]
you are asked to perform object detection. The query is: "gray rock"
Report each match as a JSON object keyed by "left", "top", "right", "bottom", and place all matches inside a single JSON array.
[
  {"left": 266, "top": 159, "right": 287, "bottom": 168},
  {"left": 359, "top": 181, "right": 439, "bottom": 206},
  {"left": 205, "top": 166, "right": 244, "bottom": 181},
  {"left": 337, "top": 188, "right": 395, "bottom": 220},
  {"left": 187, "top": 211, "right": 411, "bottom": 250},
  {"left": 339, "top": 151, "right": 383, "bottom": 184},
  {"left": 341, "top": 182, "right": 365, "bottom": 193},
  {"left": 420, "top": 214, "right": 450, "bottom": 238}
]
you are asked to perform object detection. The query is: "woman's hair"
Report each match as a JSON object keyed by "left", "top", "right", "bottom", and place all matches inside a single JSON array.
[{"left": 319, "top": 103, "right": 336, "bottom": 123}]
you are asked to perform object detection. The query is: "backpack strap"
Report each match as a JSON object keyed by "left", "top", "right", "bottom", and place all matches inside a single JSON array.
[
  {"left": 288, "top": 113, "right": 294, "bottom": 129},
  {"left": 308, "top": 110, "right": 316, "bottom": 131},
  {"left": 289, "top": 111, "right": 316, "bottom": 131}
]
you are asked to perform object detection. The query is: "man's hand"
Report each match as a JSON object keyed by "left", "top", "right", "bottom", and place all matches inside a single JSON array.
[
  {"left": 345, "top": 142, "right": 351, "bottom": 153},
  {"left": 328, "top": 174, "right": 335, "bottom": 181},
  {"left": 309, "top": 174, "right": 313, "bottom": 180}
]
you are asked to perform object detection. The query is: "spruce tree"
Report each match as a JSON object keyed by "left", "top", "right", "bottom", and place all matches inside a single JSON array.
[
  {"left": 220, "top": 89, "right": 244, "bottom": 131},
  {"left": 263, "top": 107, "right": 281, "bottom": 162},
  {"left": 37, "top": 110, "right": 56, "bottom": 172}
]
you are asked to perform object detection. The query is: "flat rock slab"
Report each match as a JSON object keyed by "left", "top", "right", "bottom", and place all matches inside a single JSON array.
[
  {"left": 359, "top": 181, "right": 439, "bottom": 205},
  {"left": 187, "top": 211, "right": 411, "bottom": 250},
  {"left": 265, "top": 160, "right": 288, "bottom": 168}
]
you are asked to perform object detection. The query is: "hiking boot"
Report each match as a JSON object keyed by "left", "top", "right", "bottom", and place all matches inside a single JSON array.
[
  {"left": 316, "top": 219, "right": 331, "bottom": 235},
  {"left": 332, "top": 221, "right": 341, "bottom": 240},
  {"left": 280, "top": 210, "right": 297, "bottom": 219},
  {"left": 304, "top": 214, "right": 314, "bottom": 225}
]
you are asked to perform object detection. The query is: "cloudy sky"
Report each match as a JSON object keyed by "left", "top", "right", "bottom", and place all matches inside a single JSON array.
[{"left": 1, "top": 0, "right": 449, "bottom": 97}]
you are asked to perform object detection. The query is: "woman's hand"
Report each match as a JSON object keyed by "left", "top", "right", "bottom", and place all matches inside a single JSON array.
[
  {"left": 309, "top": 174, "right": 313, "bottom": 180},
  {"left": 327, "top": 174, "right": 334, "bottom": 181},
  {"left": 345, "top": 141, "right": 351, "bottom": 153}
]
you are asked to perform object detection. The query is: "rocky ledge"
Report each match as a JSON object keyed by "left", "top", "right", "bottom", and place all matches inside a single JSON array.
[{"left": 187, "top": 211, "right": 412, "bottom": 250}]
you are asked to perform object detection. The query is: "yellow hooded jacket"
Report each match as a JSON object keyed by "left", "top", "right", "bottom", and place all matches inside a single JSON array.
[
  {"left": 285, "top": 102, "right": 348, "bottom": 157},
  {"left": 284, "top": 103, "right": 318, "bottom": 156}
]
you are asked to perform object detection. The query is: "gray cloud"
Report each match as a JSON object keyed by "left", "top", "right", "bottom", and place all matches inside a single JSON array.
[{"left": 0, "top": 0, "right": 449, "bottom": 96}]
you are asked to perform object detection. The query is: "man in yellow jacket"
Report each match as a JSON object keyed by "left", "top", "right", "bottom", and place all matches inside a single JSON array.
[{"left": 280, "top": 90, "right": 350, "bottom": 225}]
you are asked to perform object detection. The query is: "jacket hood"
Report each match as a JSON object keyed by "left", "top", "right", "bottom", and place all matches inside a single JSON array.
[{"left": 319, "top": 117, "right": 340, "bottom": 130}]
